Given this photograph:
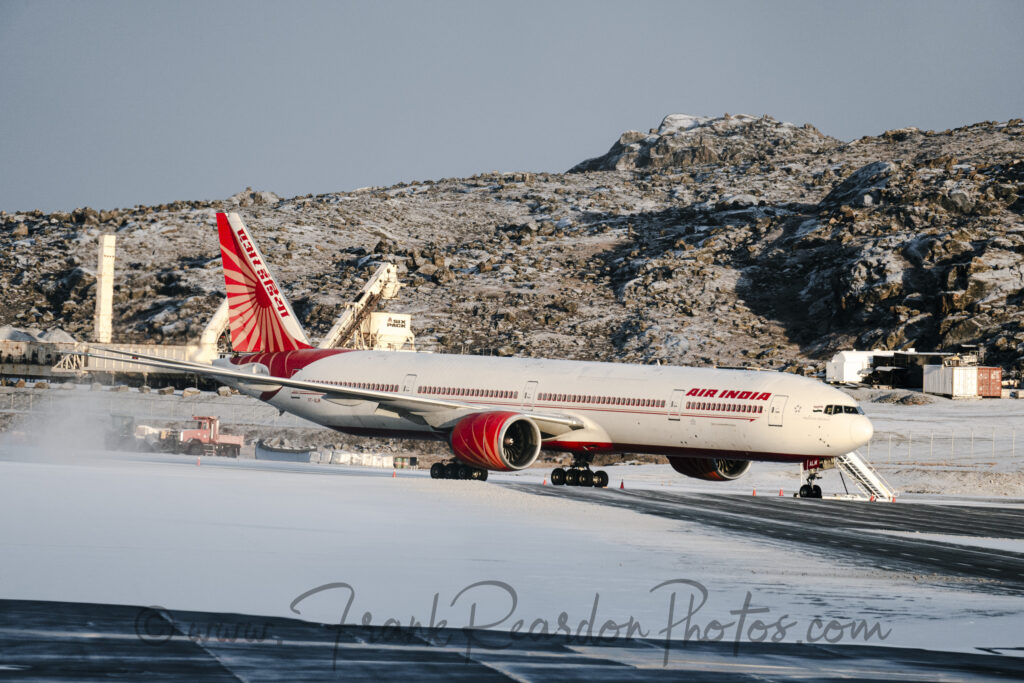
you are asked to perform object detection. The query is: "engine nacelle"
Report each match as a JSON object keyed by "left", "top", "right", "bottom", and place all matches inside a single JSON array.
[
  {"left": 450, "top": 412, "right": 542, "bottom": 471},
  {"left": 668, "top": 456, "right": 752, "bottom": 481}
]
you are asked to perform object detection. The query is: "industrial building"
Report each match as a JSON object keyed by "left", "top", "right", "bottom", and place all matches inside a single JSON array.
[{"left": 826, "top": 347, "right": 1009, "bottom": 399}]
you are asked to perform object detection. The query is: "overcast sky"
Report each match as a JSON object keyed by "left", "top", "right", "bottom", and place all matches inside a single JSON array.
[{"left": 1, "top": 0, "right": 1022, "bottom": 213}]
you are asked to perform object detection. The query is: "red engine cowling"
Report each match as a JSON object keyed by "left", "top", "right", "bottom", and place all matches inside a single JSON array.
[
  {"left": 668, "top": 456, "right": 752, "bottom": 481},
  {"left": 450, "top": 412, "right": 542, "bottom": 471}
]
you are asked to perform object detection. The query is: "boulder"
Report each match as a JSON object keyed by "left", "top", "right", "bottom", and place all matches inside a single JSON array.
[
  {"left": 819, "top": 161, "right": 894, "bottom": 209},
  {"left": 229, "top": 188, "right": 281, "bottom": 207}
]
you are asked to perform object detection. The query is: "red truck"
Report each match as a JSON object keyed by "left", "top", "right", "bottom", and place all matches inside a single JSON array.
[{"left": 175, "top": 416, "right": 244, "bottom": 457}]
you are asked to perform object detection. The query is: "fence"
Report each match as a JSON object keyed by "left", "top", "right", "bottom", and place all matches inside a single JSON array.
[{"left": 866, "top": 427, "right": 1018, "bottom": 464}]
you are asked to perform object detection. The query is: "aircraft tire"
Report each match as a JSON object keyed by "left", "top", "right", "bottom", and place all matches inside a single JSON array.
[
  {"left": 593, "top": 471, "right": 609, "bottom": 488},
  {"left": 551, "top": 468, "right": 566, "bottom": 486},
  {"left": 478, "top": 469, "right": 488, "bottom": 482},
  {"left": 565, "top": 469, "right": 580, "bottom": 486},
  {"left": 578, "top": 470, "right": 594, "bottom": 487},
  {"left": 444, "top": 463, "right": 459, "bottom": 479},
  {"left": 799, "top": 484, "right": 813, "bottom": 498},
  {"left": 812, "top": 485, "right": 822, "bottom": 498},
  {"left": 457, "top": 465, "right": 471, "bottom": 480},
  {"left": 430, "top": 463, "right": 445, "bottom": 479}
]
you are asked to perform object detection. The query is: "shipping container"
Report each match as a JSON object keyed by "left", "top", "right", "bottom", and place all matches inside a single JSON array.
[
  {"left": 825, "top": 351, "right": 891, "bottom": 383},
  {"left": 922, "top": 365, "right": 979, "bottom": 398},
  {"left": 977, "top": 367, "right": 1003, "bottom": 398}
]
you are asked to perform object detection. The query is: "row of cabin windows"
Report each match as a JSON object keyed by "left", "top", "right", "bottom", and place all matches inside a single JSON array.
[
  {"left": 327, "top": 380, "right": 399, "bottom": 392},
  {"left": 419, "top": 386, "right": 519, "bottom": 400},
  {"left": 686, "top": 401, "right": 764, "bottom": 414},
  {"left": 539, "top": 393, "right": 666, "bottom": 408}
]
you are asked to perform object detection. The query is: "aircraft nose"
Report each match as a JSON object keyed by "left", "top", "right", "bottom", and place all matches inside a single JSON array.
[{"left": 850, "top": 416, "right": 874, "bottom": 447}]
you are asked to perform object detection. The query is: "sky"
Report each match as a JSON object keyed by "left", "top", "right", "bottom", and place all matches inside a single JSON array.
[{"left": 1, "top": 0, "right": 1022, "bottom": 213}]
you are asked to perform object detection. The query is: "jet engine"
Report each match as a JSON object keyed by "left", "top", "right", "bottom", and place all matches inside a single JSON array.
[
  {"left": 668, "top": 456, "right": 752, "bottom": 481},
  {"left": 450, "top": 411, "right": 542, "bottom": 471}
]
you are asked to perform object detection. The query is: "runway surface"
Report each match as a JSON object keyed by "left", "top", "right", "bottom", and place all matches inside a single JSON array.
[
  {"left": 4, "top": 450, "right": 1024, "bottom": 678},
  {"left": 2, "top": 599, "right": 1023, "bottom": 681},
  {"left": 504, "top": 483, "right": 1024, "bottom": 591}
]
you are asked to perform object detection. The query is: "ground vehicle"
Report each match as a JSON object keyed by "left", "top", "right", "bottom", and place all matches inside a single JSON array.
[
  {"left": 173, "top": 416, "right": 243, "bottom": 457},
  {"left": 104, "top": 414, "right": 242, "bottom": 457},
  {"left": 105, "top": 414, "right": 141, "bottom": 451}
]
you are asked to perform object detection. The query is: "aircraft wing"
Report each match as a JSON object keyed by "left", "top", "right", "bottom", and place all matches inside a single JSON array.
[{"left": 78, "top": 347, "right": 585, "bottom": 434}]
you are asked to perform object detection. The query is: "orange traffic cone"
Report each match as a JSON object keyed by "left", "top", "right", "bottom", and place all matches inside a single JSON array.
[
  {"left": 619, "top": 480, "right": 625, "bottom": 489},
  {"left": 870, "top": 495, "right": 875, "bottom": 502},
  {"left": 779, "top": 489, "right": 783, "bottom": 496},
  {"left": 542, "top": 478, "right": 547, "bottom": 485},
  {"left": 752, "top": 488, "right": 756, "bottom": 496},
  {"left": 392, "top": 469, "right": 396, "bottom": 478},
  {"left": 196, "top": 456, "right": 200, "bottom": 466}
]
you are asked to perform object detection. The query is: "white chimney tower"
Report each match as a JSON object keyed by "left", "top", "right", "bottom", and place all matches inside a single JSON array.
[{"left": 93, "top": 234, "right": 116, "bottom": 343}]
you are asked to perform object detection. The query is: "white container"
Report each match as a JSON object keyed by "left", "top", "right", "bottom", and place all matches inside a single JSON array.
[
  {"left": 923, "top": 365, "right": 978, "bottom": 398},
  {"left": 825, "top": 350, "right": 894, "bottom": 384}
]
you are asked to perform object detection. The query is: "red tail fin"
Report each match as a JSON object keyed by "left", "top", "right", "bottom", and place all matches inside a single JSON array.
[{"left": 216, "top": 212, "right": 311, "bottom": 352}]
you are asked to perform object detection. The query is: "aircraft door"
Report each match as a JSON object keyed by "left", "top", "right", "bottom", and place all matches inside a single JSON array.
[
  {"left": 522, "top": 380, "right": 538, "bottom": 409},
  {"left": 768, "top": 395, "right": 787, "bottom": 427},
  {"left": 667, "top": 389, "right": 685, "bottom": 420},
  {"left": 402, "top": 374, "right": 417, "bottom": 393}
]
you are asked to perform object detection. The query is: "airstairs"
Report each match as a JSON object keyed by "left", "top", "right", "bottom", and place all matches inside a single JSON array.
[{"left": 836, "top": 451, "right": 897, "bottom": 500}]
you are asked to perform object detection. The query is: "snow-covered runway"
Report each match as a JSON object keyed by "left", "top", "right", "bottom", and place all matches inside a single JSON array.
[{"left": 2, "top": 443, "right": 1023, "bottom": 678}]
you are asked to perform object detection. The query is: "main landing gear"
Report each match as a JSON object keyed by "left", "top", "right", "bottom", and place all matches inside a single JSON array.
[
  {"left": 430, "top": 461, "right": 488, "bottom": 481},
  {"left": 550, "top": 457, "right": 609, "bottom": 488}
]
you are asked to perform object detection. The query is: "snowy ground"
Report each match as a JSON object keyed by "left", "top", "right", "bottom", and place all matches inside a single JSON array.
[
  {"left": 853, "top": 389, "right": 1024, "bottom": 498},
  {"left": 2, "top": 445, "right": 1023, "bottom": 660},
  {"left": 1, "top": 387, "right": 1023, "bottom": 666}
]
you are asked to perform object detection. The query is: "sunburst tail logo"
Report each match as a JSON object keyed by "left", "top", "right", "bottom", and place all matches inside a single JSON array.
[{"left": 216, "top": 212, "right": 312, "bottom": 352}]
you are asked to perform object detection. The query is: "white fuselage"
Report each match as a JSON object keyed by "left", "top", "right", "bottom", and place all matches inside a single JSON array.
[{"left": 221, "top": 350, "right": 873, "bottom": 463}]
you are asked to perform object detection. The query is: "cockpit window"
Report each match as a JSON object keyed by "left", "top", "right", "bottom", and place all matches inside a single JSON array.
[{"left": 824, "top": 404, "right": 863, "bottom": 415}]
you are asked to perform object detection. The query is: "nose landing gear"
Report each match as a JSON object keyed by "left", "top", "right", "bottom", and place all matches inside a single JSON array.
[
  {"left": 798, "top": 484, "right": 823, "bottom": 498},
  {"left": 798, "top": 471, "right": 823, "bottom": 498},
  {"left": 550, "top": 456, "right": 609, "bottom": 488}
]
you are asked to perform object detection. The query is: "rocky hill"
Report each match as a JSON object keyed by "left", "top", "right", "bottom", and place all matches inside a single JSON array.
[{"left": 2, "top": 113, "right": 1023, "bottom": 376}]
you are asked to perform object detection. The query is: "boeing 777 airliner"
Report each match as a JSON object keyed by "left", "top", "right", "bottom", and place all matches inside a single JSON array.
[{"left": 92, "top": 213, "right": 874, "bottom": 494}]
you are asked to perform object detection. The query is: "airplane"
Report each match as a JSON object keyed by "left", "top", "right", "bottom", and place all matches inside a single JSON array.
[{"left": 90, "top": 212, "right": 874, "bottom": 496}]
